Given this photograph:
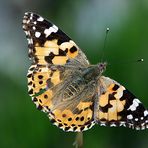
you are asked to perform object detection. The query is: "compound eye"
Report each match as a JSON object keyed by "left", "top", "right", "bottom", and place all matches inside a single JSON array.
[{"left": 98, "top": 63, "right": 106, "bottom": 72}]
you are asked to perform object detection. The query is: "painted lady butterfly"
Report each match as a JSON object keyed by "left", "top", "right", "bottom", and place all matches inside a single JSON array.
[{"left": 23, "top": 12, "right": 148, "bottom": 132}]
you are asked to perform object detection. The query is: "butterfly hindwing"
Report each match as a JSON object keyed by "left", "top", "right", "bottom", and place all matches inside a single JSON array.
[
  {"left": 49, "top": 99, "right": 96, "bottom": 132},
  {"left": 98, "top": 76, "right": 148, "bottom": 130},
  {"left": 27, "top": 64, "right": 64, "bottom": 112}
]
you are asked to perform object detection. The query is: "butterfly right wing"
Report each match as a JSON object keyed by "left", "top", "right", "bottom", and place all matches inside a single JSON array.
[{"left": 97, "top": 76, "right": 148, "bottom": 130}]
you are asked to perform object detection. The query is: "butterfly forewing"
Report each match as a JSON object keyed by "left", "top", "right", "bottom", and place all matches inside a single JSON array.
[{"left": 23, "top": 12, "right": 89, "bottom": 66}]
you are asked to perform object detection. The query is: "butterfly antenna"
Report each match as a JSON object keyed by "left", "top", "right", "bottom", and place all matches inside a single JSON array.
[
  {"left": 137, "top": 58, "right": 144, "bottom": 62},
  {"left": 101, "top": 27, "right": 110, "bottom": 62},
  {"left": 108, "top": 58, "right": 144, "bottom": 66}
]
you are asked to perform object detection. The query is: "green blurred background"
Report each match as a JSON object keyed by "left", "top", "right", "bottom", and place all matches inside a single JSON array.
[{"left": 0, "top": 0, "right": 148, "bottom": 148}]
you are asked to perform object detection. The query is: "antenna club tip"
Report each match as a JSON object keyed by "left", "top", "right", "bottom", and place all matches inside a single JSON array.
[
  {"left": 141, "top": 58, "right": 144, "bottom": 62},
  {"left": 106, "top": 27, "right": 110, "bottom": 32},
  {"left": 138, "top": 58, "right": 144, "bottom": 62}
]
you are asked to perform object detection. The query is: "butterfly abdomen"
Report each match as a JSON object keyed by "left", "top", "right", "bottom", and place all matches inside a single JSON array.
[
  {"left": 63, "top": 66, "right": 101, "bottom": 99},
  {"left": 63, "top": 77, "right": 85, "bottom": 99}
]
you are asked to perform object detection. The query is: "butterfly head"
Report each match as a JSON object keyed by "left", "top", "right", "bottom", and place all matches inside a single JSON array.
[{"left": 98, "top": 62, "right": 107, "bottom": 74}]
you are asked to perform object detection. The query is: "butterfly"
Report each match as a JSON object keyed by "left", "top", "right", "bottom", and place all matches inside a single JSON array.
[{"left": 22, "top": 12, "right": 148, "bottom": 132}]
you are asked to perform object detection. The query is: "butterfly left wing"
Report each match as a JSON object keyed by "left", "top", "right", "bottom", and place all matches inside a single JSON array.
[
  {"left": 97, "top": 76, "right": 148, "bottom": 130},
  {"left": 23, "top": 12, "right": 96, "bottom": 132},
  {"left": 22, "top": 12, "right": 89, "bottom": 66}
]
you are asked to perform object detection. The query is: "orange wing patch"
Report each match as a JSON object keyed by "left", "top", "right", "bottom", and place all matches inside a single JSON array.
[
  {"left": 98, "top": 82, "right": 126, "bottom": 124},
  {"left": 27, "top": 65, "right": 63, "bottom": 112},
  {"left": 23, "top": 12, "right": 87, "bottom": 67},
  {"left": 49, "top": 101, "right": 95, "bottom": 132},
  {"left": 32, "top": 89, "right": 53, "bottom": 112},
  {"left": 34, "top": 39, "right": 78, "bottom": 65}
]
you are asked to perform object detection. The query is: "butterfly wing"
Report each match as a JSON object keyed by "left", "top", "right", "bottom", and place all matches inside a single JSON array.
[
  {"left": 49, "top": 94, "right": 96, "bottom": 132},
  {"left": 23, "top": 12, "right": 96, "bottom": 132},
  {"left": 23, "top": 12, "right": 89, "bottom": 66},
  {"left": 97, "top": 76, "right": 148, "bottom": 130}
]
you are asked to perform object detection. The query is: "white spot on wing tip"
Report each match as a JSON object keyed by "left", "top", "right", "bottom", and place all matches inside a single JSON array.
[
  {"left": 144, "top": 110, "right": 148, "bottom": 117},
  {"left": 128, "top": 98, "right": 140, "bottom": 111},
  {"left": 141, "top": 117, "right": 144, "bottom": 120},
  {"left": 127, "top": 114, "right": 133, "bottom": 120},
  {"left": 44, "top": 25, "right": 58, "bottom": 37},
  {"left": 37, "top": 17, "right": 44, "bottom": 22},
  {"left": 33, "top": 26, "right": 36, "bottom": 30},
  {"left": 23, "top": 19, "right": 27, "bottom": 24},
  {"left": 53, "top": 25, "right": 58, "bottom": 31},
  {"left": 134, "top": 98, "right": 141, "bottom": 103},
  {"left": 35, "top": 32, "right": 41, "bottom": 38},
  {"left": 135, "top": 118, "right": 138, "bottom": 121},
  {"left": 25, "top": 12, "right": 28, "bottom": 15}
]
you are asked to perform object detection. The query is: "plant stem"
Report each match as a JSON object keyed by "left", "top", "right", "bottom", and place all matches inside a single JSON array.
[{"left": 73, "top": 132, "right": 83, "bottom": 148}]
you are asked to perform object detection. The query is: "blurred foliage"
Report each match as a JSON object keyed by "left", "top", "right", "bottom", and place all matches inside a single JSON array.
[{"left": 0, "top": 0, "right": 148, "bottom": 148}]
